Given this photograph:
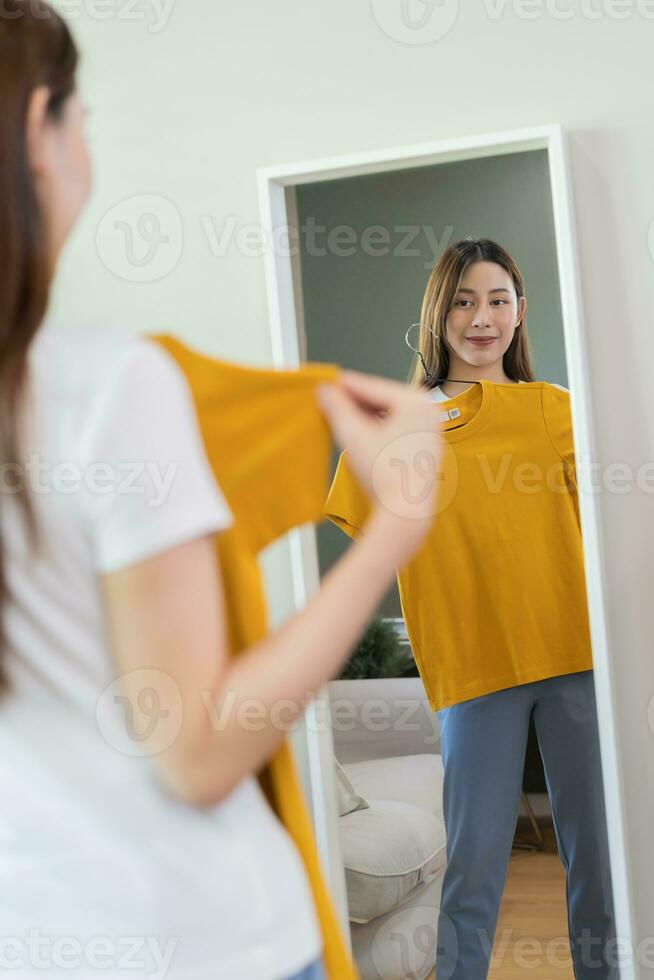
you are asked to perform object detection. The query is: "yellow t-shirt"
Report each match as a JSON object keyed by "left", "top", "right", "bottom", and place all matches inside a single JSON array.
[
  {"left": 150, "top": 335, "right": 358, "bottom": 980},
  {"left": 323, "top": 380, "right": 594, "bottom": 711}
]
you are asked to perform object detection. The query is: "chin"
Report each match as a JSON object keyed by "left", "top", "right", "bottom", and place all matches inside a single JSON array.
[{"left": 463, "top": 351, "right": 493, "bottom": 362}]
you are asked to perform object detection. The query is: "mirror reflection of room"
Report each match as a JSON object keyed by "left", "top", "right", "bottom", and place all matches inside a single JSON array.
[{"left": 295, "top": 151, "right": 617, "bottom": 980}]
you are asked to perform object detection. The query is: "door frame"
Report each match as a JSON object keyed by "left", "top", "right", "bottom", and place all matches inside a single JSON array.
[{"left": 257, "top": 124, "right": 636, "bottom": 970}]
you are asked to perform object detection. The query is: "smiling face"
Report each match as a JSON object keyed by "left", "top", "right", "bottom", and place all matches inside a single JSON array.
[{"left": 444, "top": 260, "right": 527, "bottom": 380}]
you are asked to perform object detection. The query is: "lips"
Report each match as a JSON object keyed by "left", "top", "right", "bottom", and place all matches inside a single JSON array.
[{"left": 467, "top": 337, "right": 497, "bottom": 345}]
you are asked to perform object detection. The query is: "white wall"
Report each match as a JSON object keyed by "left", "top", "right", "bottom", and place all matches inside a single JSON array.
[{"left": 50, "top": 1, "right": 654, "bottom": 972}]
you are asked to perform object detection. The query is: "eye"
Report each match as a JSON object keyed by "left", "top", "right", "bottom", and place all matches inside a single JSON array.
[
  {"left": 491, "top": 299, "right": 507, "bottom": 306},
  {"left": 454, "top": 299, "right": 471, "bottom": 307}
]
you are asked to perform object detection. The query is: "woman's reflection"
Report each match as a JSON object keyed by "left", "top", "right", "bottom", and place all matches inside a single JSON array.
[{"left": 325, "top": 238, "right": 617, "bottom": 979}]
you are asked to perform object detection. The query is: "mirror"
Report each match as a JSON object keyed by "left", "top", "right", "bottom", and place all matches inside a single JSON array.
[{"left": 259, "top": 128, "right": 621, "bottom": 980}]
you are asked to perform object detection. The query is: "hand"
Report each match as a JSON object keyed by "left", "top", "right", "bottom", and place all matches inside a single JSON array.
[{"left": 317, "top": 369, "right": 444, "bottom": 558}]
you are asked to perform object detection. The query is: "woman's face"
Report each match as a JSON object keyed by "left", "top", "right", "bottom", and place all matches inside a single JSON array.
[
  {"left": 444, "top": 260, "right": 526, "bottom": 368},
  {"left": 27, "top": 86, "right": 92, "bottom": 267}
]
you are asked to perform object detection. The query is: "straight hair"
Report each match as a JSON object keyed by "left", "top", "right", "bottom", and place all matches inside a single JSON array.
[{"left": 0, "top": 0, "right": 79, "bottom": 694}]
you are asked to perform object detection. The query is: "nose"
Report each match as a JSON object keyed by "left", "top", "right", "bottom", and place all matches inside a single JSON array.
[{"left": 471, "top": 305, "right": 494, "bottom": 328}]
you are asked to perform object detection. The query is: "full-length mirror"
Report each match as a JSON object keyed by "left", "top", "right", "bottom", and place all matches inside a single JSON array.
[{"left": 259, "top": 128, "right": 622, "bottom": 980}]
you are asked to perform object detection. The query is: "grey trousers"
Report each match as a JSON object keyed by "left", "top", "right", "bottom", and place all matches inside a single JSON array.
[{"left": 435, "top": 669, "right": 618, "bottom": 980}]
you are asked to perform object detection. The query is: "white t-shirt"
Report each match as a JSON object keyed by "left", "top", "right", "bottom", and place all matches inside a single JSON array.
[{"left": 0, "top": 321, "right": 322, "bottom": 980}]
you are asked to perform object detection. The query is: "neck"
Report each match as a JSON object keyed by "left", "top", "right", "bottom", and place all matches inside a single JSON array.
[{"left": 439, "top": 357, "right": 515, "bottom": 398}]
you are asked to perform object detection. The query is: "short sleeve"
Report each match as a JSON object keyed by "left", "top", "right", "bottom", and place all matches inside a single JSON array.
[
  {"left": 541, "top": 382, "right": 581, "bottom": 525},
  {"left": 77, "top": 339, "right": 234, "bottom": 573},
  {"left": 541, "top": 382, "right": 575, "bottom": 465},
  {"left": 323, "top": 449, "right": 371, "bottom": 541}
]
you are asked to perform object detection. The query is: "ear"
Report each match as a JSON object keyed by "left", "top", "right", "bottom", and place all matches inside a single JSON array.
[
  {"left": 25, "top": 85, "right": 52, "bottom": 178},
  {"left": 517, "top": 295, "right": 527, "bottom": 326}
]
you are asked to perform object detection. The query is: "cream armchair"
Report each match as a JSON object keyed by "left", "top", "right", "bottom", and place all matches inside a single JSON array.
[{"left": 329, "top": 677, "right": 446, "bottom": 980}]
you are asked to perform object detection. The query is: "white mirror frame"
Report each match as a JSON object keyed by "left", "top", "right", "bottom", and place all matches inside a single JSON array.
[{"left": 257, "top": 124, "right": 637, "bottom": 973}]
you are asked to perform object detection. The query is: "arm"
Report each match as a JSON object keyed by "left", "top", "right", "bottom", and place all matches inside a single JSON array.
[
  {"left": 99, "top": 506, "right": 405, "bottom": 808},
  {"left": 92, "top": 348, "right": 438, "bottom": 809}
]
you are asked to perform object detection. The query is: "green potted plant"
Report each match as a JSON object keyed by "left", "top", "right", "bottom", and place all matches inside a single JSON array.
[{"left": 338, "top": 615, "right": 411, "bottom": 680}]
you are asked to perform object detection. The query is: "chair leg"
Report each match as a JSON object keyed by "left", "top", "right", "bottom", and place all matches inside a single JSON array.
[{"left": 512, "top": 789, "right": 544, "bottom": 851}]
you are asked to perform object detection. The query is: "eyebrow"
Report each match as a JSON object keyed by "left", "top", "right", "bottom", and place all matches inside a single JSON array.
[{"left": 455, "top": 287, "right": 512, "bottom": 295}]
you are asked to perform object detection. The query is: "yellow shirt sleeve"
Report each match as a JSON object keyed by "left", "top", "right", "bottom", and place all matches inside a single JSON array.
[
  {"left": 541, "top": 382, "right": 580, "bottom": 527},
  {"left": 323, "top": 449, "right": 372, "bottom": 540},
  {"left": 541, "top": 383, "right": 574, "bottom": 463}
]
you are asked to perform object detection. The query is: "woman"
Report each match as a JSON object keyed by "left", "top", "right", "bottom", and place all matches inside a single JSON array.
[
  {"left": 0, "top": 4, "right": 443, "bottom": 979},
  {"left": 325, "top": 238, "right": 618, "bottom": 978},
  {"left": 409, "top": 239, "right": 617, "bottom": 978}
]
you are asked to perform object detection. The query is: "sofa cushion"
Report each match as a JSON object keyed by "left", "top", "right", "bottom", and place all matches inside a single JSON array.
[
  {"left": 334, "top": 758, "right": 369, "bottom": 817},
  {"left": 343, "top": 753, "right": 444, "bottom": 820},
  {"left": 339, "top": 799, "right": 446, "bottom": 924}
]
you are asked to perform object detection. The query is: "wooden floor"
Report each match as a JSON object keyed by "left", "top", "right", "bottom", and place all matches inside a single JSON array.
[{"left": 425, "top": 824, "right": 573, "bottom": 980}]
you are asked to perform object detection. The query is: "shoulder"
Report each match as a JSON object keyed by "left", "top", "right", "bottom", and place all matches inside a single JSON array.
[
  {"left": 29, "top": 322, "right": 190, "bottom": 417},
  {"left": 518, "top": 380, "right": 569, "bottom": 393},
  {"left": 540, "top": 381, "right": 571, "bottom": 415},
  {"left": 27, "top": 323, "right": 200, "bottom": 469},
  {"left": 30, "top": 320, "right": 181, "bottom": 378},
  {"left": 539, "top": 382, "right": 574, "bottom": 457},
  {"left": 540, "top": 380, "right": 570, "bottom": 403}
]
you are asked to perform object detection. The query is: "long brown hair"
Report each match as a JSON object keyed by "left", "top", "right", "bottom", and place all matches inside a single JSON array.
[
  {"left": 0, "top": 0, "right": 78, "bottom": 693},
  {"left": 407, "top": 238, "right": 536, "bottom": 389}
]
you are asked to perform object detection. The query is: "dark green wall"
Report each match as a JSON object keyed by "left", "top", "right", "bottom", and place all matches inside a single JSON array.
[{"left": 297, "top": 149, "right": 567, "bottom": 614}]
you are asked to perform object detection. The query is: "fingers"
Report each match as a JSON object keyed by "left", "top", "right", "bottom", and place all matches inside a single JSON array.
[
  {"left": 316, "top": 382, "right": 372, "bottom": 450},
  {"left": 337, "top": 369, "right": 417, "bottom": 410}
]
